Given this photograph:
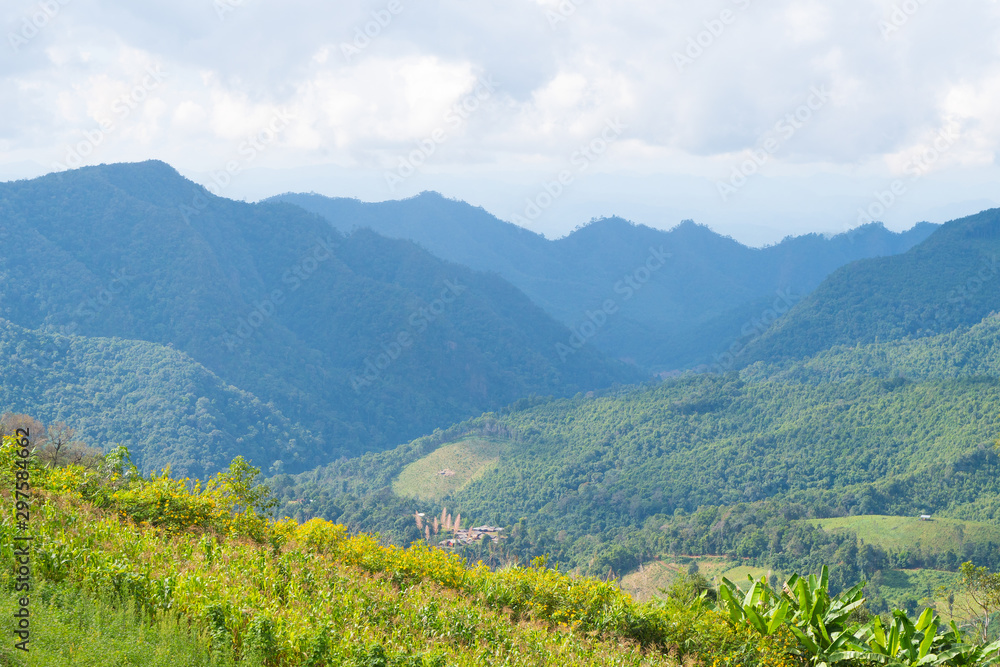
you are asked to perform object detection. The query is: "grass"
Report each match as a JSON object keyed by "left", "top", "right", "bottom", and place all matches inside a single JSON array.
[
  {"left": 392, "top": 437, "right": 505, "bottom": 502},
  {"left": 620, "top": 556, "right": 782, "bottom": 602},
  {"left": 874, "top": 569, "right": 969, "bottom": 621},
  {"left": 0, "top": 584, "right": 246, "bottom": 667},
  {"left": 802, "top": 515, "right": 1000, "bottom": 554}
]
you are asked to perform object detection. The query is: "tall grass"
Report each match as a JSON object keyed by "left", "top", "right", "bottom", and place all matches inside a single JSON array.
[{"left": 0, "top": 583, "right": 252, "bottom": 667}]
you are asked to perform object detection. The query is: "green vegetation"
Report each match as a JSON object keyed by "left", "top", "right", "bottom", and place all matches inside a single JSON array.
[
  {"left": 715, "top": 567, "right": 1000, "bottom": 666},
  {"left": 744, "top": 208, "right": 1000, "bottom": 364},
  {"left": 10, "top": 434, "right": 1000, "bottom": 665},
  {"left": 806, "top": 516, "right": 1000, "bottom": 556},
  {"left": 2, "top": 436, "right": 833, "bottom": 667},
  {"left": 0, "top": 161, "right": 639, "bottom": 476},
  {"left": 275, "top": 315, "right": 1000, "bottom": 632},
  {"left": 284, "top": 369, "right": 1000, "bottom": 576},
  {"left": 0, "top": 320, "right": 318, "bottom": 478},
  {"left": 391, "top": 437, "right": 504, "bottom": 502},
  {"left": 0, "top": 586, "right": 244, "bottom": 667}
]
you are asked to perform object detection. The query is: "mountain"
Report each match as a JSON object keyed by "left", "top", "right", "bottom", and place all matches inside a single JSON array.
[
  {"left": 742, "top": 208, "right": 1000, "bottom": 363},
  {"left": 0, "top": 318, "right": 317, "bottom": 477},
  {"left": 270, "top": 191, "right": 937, "bottom": 370},
  {"left": 0, "top": 161, "right": 640, "bottom": 472}
]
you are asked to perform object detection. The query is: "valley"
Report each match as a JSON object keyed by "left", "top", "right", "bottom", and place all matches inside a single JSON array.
[{"left": 3, "top": 161, "right": 1000, "bottom": 664}]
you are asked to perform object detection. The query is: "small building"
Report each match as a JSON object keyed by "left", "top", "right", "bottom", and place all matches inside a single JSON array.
[{"left": 919, "top": 515, "right": 932, "bottom": 521}]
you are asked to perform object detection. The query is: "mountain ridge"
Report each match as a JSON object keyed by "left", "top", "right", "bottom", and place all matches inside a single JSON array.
[
  {"left": 0, "top": 161, "right": 641, "bottom": 472},
  {"left": 271, "top": 190, "right": 939, "bottom": 370}
]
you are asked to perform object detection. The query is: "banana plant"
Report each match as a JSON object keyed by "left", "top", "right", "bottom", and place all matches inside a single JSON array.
[
  {"left": 781, "top": 567, "right": 868, "bottom": 666},
  {"left": 718, "top": 566, "right": 868, "bottom": 666},
  {"left": 852, "top": 608, "right": 957, "bottom": 666},
  {"left": 717, "top": 574, "right": 789, "bottom": 636},
  {"left": 850, "top": 608, "right": 1000, "bottom": 666}
]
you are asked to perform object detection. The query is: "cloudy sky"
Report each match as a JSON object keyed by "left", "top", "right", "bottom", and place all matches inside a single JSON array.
[{"left": 3, "top": 0, "right": 1000, "bottom": 244}]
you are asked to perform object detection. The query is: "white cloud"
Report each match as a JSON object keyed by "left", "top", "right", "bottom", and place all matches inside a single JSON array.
[{"left": 3, "top": 0, "right": 1000, "bottom": 243}]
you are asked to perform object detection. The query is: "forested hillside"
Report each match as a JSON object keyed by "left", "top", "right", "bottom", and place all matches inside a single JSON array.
[
  {"left": 279, "top": 313, "right": 1000, "bottom": 589},
  {"left": 274, "top": 191, "right": 936, "bottom": 370},
  {"left": 744, "top": 208, "right": 1000, "bottom": 363},
  {"left": 0, "top": 161, "right": 639, "bottom": 472},
  {"left": 0, "top": 319, "right": 317, "bottom": 477}
]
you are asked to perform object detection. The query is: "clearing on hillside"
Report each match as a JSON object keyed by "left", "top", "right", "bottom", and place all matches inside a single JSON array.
[
  {"left": 392, "top": 437, "right": 506, "bottom": 502},
  {"left": 620, "top": 556, "right": 781, "bottom": 602},
  {"left": 804, "top": 515, "right": 1000, "bottom": 553}
]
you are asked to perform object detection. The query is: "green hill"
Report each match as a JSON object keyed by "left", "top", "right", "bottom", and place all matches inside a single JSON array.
[
  {"left": 0, "top": 318, "right": 317, "bottom": 477},
  {"left": 743, "top": 208, "right": 1000, "bottom": 364},
  {"left": 0, "top": 161, "right": 640, "bottom": 472},
  {"left": 282, "top": 314, "right": 1000, "bottom": 590},
  {"left": 806, "top": 515, "right": 1000, "bottom": 557}
]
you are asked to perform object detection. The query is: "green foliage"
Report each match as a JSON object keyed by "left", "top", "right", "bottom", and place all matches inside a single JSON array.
[
  {"left": 282, "top": 322, "right": 1000, "bottom": 582},
  {"left": 0, "top": 161, "right": 638, "bottom": 476},
  {"left": 0, "top": 584, "right": 246, "bottom": 667},
  {"left": 744, "top": 208, "right": 1000, "bottom": 364},
  {"left": 1, "top": 445, "right": 816, "bottom": 666},
  {"left": 716, "top": 566, "right": 1000, "bottom": 666},
  {"left": 0, "top": 320, "right": 320, "bottom": 478}
]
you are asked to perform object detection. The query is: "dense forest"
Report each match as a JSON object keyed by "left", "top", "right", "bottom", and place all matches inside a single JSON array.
[
  {"left": 0, "top": 161, "right": 638, "bottom": 473},
  {"left": 0, "top": 319, "right": 318, "bottom": 478},
  {"left": 277, "top": 314, "right": 1000, "bottom": 600},
  {"left": 744, "top": 208, "right": 1000, "bottom": 364}
]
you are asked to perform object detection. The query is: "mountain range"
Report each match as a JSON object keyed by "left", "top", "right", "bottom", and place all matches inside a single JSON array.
[
  {"left": 0, "top": 161, "right": 635, "bottom": 474},
  {"left": 273, "top": 191, "right": 938, "bottom": 370}
]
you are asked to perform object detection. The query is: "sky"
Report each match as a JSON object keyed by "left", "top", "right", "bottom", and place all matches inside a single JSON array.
[{"left": 3, "top": 0, "right": 1000, "bottom": 246}]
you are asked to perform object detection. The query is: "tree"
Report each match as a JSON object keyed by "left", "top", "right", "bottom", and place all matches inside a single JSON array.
[
  {"left": 956, "top": 561, "right": 1000, "bottom": 643},
  {"left": 0, "top": 413, "right": 45, "bottom": 441}
]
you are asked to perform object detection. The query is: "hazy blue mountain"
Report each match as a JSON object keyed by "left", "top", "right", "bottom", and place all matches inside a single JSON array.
[
  {"left": 743, "top": 208, "right": 1000, "bottom": 363},
  {"left": 0, "top": 161, "right": 640, "bottom": 471},
  {"left": 272, "top": 191, "right": 937, "bottom": 370}
]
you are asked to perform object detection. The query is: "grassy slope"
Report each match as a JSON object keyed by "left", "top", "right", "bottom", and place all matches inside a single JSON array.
[
  {"left": 0, "top": 454, "right": 809, "bottom": 667},
  {"left": 392, "top": 437, "right": 505, "bottom": 503},
  {"left": 620, "top": 557, "right": 777, "bottom": 603},
  {"left": 805, "top": 515, "right": 1000, "bottom": 554}
]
